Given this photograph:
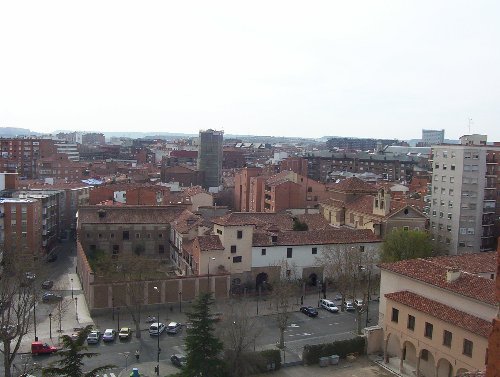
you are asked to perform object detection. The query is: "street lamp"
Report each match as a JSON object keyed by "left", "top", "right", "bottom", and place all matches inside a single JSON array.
[
  {"left": 178, "top": 291, "right": 182, "bottom": 313},
  {"left": 70, "top": 278, "right": 74, "bottom": 299},
  {"left": 207, "top": 257, "right": 216, "bottom": 292},
  {"left": 153, "top": 286, "right": 161, "bottom": 376},
  {"left": 117, "top": 307, "right": 120, "bottom": 330},
  {"left": 317, "top": 283, "right": 322, "bottom": 308},
  {"left": 48, "top": 313, "right": 52, "bottom": 339},
  {"left": 75, "top": 297, "right": 78, "bottom": 321},
  {"left": 119, "top": 351, "right": 130, "bottom": 371},
  {"left": 33, "top": 300, "right": 38, "bottom": 341},
  {"left": 112, "top": 297, "right": 115, "bottom": 321},
  {"left": 365, "top": 268, "right": 372, "bottom": 327}
]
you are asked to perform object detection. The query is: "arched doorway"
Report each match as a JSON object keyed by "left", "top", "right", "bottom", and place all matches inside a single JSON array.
[
  {"left": 402, "top": 340, "right": 417, "bottom": 370},
  {"left": 419, "top": 348, "right": 436, "bottom": 377},
  {"left": 308, "top": 273, "right": 318, "bottom": 286},
  {"left": 256, "top": 272, "right": 268, "bottom": 290},
  {"left": 384, "top": 332, "right": 401, "bottom": 362},
  {"left": 437, "top": 358, "right": 453, "bottom": 377},
  {"left": 456, "top": 368, "right": 469, "bottom": 376}
]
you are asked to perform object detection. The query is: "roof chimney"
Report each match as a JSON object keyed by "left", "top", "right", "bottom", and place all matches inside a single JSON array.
[{"left": 446, "top": 267, "right": 460, "bottom": 283}]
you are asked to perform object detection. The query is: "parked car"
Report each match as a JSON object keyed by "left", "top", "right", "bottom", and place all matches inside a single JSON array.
[
  {"left": 149, "top": 322, "right": 166, "bottom": 336},
  {"left": 86, "top": 330, "right": 101, "bottom": 344},
  {"left": 102, "top": 329, "right": 116, "bottom": 342},
  {"left": 41, "top": 280, "right": 54, "bottom": 290},
  {"left": 299, "top": 306, "right": 318, "bottom": 317},
  {"left": 42, "top": 293, "right": 63, "bottom": 303},
  {"left": 354, "top": 298, "right": 364, "bottom": 308},
  {"left": 170, "top": 353, "right": 187, "bottom": 368},
  {"left": 166, "top": 322, "right": 182, "bottom": 334},
  {"left": 21, "top": 272, "right": 36, "bottom": 287},
  {"left": 343, "top": 301, "right": 355, "bottom": 311},
  {"left": 31, "top": 342, "right": 58, "bottom": 355},
  {"left": 118, "top": 327, "right": 132, "bottom": 340},
  {"left": 319, "top": 299, "right": 339, "bottom": 313}
]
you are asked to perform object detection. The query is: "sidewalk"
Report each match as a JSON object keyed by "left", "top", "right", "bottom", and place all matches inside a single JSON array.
[
  {"left": 20, "top": 272, "right": 94, "bottom": 354},
  {"left": 117, "top": 361, "right": 179, "bottom": 377}
]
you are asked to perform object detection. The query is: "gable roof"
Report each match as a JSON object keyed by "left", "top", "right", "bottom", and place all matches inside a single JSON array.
[
  {"left": 253, "top": 228, "right": 381, "bottom": 247},
  {"left": 78, "top": 205, "right": 185, "bottom": 224},
  {"left": 196, "top": 235, "right": 224, "bottom": 251},
  {"left": 331, "top": 177, "right": 377, "bottom": 193},
  {"left": 386, "top": 291, "right": 492, "bottom": 338},
  {"left": 379, "top": 257, "right": 496, "bottom": 305}
]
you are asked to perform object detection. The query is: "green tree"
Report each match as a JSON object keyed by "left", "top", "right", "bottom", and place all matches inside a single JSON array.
[
  {"left": 381, "top": 229, "right": 433, "bottom": 262},
  {"left": 183, "top": 293, "right": 226, "bottom": 377},
  {"left": 42, "top": 325, "right": 115, "bottom": 377}
]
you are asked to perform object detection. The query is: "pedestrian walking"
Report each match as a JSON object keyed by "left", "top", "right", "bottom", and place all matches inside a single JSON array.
[{"left": 135, "top": 349, "right": 140, "bottom": 361}]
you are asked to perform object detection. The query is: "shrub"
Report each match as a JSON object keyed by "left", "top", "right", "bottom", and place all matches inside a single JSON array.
[
  {"left": 302, "top": 337, "right": 365, "bottom": 365},
  {"left": 252, "top": 349, "right": 281, "bottom": 372}
]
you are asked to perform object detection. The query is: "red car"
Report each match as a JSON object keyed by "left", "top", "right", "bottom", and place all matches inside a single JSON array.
[{"left": 31, "top": 342, "right": 58, "bottom": 355}]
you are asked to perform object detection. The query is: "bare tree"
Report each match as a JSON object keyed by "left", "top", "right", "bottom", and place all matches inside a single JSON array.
[
  {"left": 317, "top": 244, "right": 377, "bottom": 311},
  {"left": 217, "top": 300, "right": 263, "bottom": 377},
  {"left": 0, "top": 252, "right": 38, "bottom": 377},
  {"left": 268, "top": 260, "right": 300, "bottom": 350},
  {"left": 53, "top": 298, "right": 72, "bottom": 334}
]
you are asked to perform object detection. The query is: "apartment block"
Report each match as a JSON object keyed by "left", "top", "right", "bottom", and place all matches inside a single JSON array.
[
  {"left": 421, "top": 129, "right": 445, "bottom": 146},
  {"left": 197, "top": 129, "right": 223, "bottom": 189},
  {"left": 0, "top": 138, "right": 56, "bottom": 178},
  {"left": 0, "top": 198, "right": 43, "bottom": 256},
  {"left": 429, "top": 135, "right": 500, "bottom": 254}
]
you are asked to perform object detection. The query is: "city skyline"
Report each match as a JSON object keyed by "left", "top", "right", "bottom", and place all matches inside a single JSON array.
[{"left": 1, "top": 1, "right": 499, "bottom": 141}]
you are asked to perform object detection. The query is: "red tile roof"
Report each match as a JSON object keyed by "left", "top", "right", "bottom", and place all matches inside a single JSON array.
[
  {"left": 253, "top": 228, "right": 381, "bottom": 247},
  {"left": 196, "top": 235, "right": 224, "bottom": 251},
  {"left": 78, "top": 205, "right": 185, "bottom": 224},
  {"left": 379, "top": 258, "right": 496, "bottom": 305},
  {"left": 423, "top": 252, "right": 497, "bottom": 275},
  {"left": 386, "top": 291, "right": 492, "bottom": 338},
  {"left": 331, "top": 177, "right": 377, "bottom": 193},
  {"left": 172, "top": 210, "right": 204, "bottom": 233}
]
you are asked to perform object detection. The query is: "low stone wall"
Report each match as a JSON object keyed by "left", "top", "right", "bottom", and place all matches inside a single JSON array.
[{"left": 76, "top": 240, "right": 231, "bottom": 314}]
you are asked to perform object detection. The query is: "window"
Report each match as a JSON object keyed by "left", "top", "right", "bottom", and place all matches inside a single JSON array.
[
  {"left": 463, "top": 339, "right": 473, "bottom": 357},
  {"left": 159, "top": 245, "right": 165, "bottom": 254},
  {"left": 287, "top": 248, "right": 293, "bottom": 258},
  {"left": 233, "top": 256, "right": 242, "bottom": 263},
  {"left": 237, "top": 230, "right": 243, "bottom": 239},
  {"left": 403, "top": 226, "right": 409, "bottom": 231},
  {"left": 98, "top": 233, "right": 102, "bottom": 239},
  {"left": 450, "top": 177, "right": 454, "bottom": 183},
  {"left": 407, "top": 315, "right": 415, "bottom": 330},
  {"left": 123, "top": 231, "right": 129, "bottom": 240},
  {"left": 110, "top": 233, "right": 115, "bottom": 238},
  {"left": 112, "top": 245, "right": 119, "bottom": 254},
  {"left": 447, "top": 213, "right": 452, "bottom": 220},
  {"left": 216, "top": 229, "right": 222, "bottom": 235},
  {"left": 135, "top": 233, "right": 140, "bottom": 239},
  {"left": 231, "top": 245, "right": 237, "bottom": 254},
  {"left": 261, "top": 248, "right": 266, "bottom": 256},
  {"left": 391, "top": 308, "right": 399, "bottom": 323},
  {"left": 312, "top": 247, "right": 317, "bottom": 255},
  {"left": 451, "top": 164, "right": 456, "bottom": 170},
  {"left": 424, "top": 322, "right": 433, "bottom": 339},
  {"left": 448, "top": 200, "right": 453, "bottom": 208},
  {"left": 443, "top": 330, "right": 452, "bottom": 347},
  {"left": 441, "top": 176, "right": 446, "bottom": 182},
  {"left": 158, "top": 233, "right": 163, "bottom": 238}
]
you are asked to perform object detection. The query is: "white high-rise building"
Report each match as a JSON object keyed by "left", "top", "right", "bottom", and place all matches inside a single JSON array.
[
  {"left": 422, "top": 129, "right": 445, "bottom": 146},
  {"left": 429, "top": 135, "right": 499, "bottom": 254}
]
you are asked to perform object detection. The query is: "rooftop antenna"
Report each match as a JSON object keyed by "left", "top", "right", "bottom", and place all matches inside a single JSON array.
[{"left": 468, "top": 118, "right": 473, "bottom": 134}]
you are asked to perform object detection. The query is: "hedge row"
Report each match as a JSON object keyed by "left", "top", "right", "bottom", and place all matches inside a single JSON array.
[
  {"left": 302, "top": 336, "right": 365, "bottom": 365},
  {"left": 255, "top": 349, "right": 281, "bottom": 372}
]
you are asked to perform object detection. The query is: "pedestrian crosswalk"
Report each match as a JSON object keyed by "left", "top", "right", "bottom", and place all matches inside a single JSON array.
[{"left": 96, "top": 373, "right": 116, "bottom": 377}]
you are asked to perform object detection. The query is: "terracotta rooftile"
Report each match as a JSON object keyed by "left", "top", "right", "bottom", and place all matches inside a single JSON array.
[
  {"left": 332, "top": 177, "right": 377, "bottom": 193},
  {"left": 78, "top": 205, "right": 185, "bottom": 224},
  {"left": 386, "top": 291, "right": 492, "bottom": 338},
  {"left": 422, "top": 252, "right": 496, "bottom": 274},
  {"left": 379, "top": 257, "right": 496, "bottom": 305},
  {"left": 252, "top": 228, "right": 381, "bottom": 247},
  {"left": 196, "top": 235, "right": 224, "bottom": 251}
]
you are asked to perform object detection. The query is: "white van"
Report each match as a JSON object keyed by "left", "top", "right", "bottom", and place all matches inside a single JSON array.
[
  {"left": 320, "top": 299, "right": 339, "bottom": 313},
  {"left": 149, "top": 322, "right": 166, "bottom": 336}
]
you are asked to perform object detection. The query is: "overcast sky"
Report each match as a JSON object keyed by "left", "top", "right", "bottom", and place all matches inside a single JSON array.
[{"left": 1, "top": 1, "right": 499, "bottom": 141}]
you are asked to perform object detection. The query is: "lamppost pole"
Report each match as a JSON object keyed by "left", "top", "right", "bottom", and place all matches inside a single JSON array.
[
  {"left": 365, "top": 268, "right": 371, "bottom": 327},
  {"left": 33, "top": 300, "right": 38, "bottom": 341},
  {"left": 317, "top": 283, "right": 322, "bottom": 308},
  {"left": 75, "top": 297, "right": 78, "bottom": 321},
  {"left": 117, "top": 307, "right": 120, "bottom": 330},
  {"left": 112, "top": 297, "right": 115, "bottom": 320},
  {"left": 179, "top": 291, "right": 182, "bottom": 313},
  {"left": 71, "top": 278, "right": 74, "bottom": 299},
  {"left": 207, "top": 257, "right": 215, "bottom": 292},
  {"left": 49, "top": 313, "right": 52, "bottom": 339},
  {"left": 153, "top": 286, "right": 160, "bottom": 376}
]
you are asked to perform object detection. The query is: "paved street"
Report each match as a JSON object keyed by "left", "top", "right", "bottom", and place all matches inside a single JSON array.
[{"left": 1, "top": 238, "right": 380, "bottom": 376}]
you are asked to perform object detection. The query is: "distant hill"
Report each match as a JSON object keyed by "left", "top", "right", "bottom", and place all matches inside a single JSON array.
[{"left": 0, "top": 127, "right": 38, "bottom": 137}]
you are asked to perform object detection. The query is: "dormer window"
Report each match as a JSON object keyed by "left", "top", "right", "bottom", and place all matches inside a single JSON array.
[{"left": 271, "top": 235, "right": 277, "bottom": 243}]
